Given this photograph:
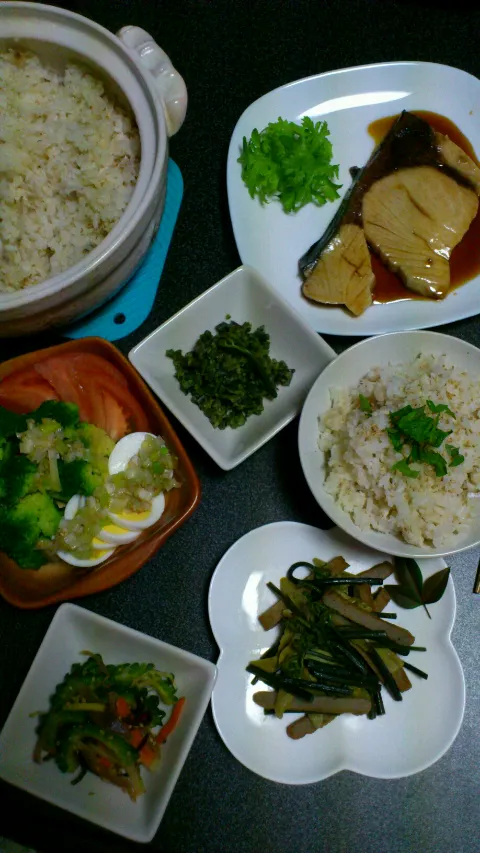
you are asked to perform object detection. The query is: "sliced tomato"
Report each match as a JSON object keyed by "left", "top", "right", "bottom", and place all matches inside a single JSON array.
[
  {"left": 98, "top": 387, "right": 129, "bottom": 441},
  {"left": 71, "top": 372, "right": 149, "bottom": 437},
  {"left": 69, "top": 353, "right": 148, "bottom": 436},
  {"left": 69, "top": 353, "right": 129, "bottom": 389},
  {"left": 9, "top": 352, "right": 149, "bottom": 440},
  {"left": 96, "top": 378, "right": 149, "bottom": 434},
  {"left": 0, "top": 366, "right": 59, "bottom": 414},
  {"left": 35, "top": 357, "right": 93, "bottom": 423}
]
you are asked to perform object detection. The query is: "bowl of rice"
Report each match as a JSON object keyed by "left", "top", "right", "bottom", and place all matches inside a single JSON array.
[
  {"left": 0, "top": 3, "right": 187, "bottom": 336},
  {"left": 299, "top": 331, "right": 480, "bottom": 558}
]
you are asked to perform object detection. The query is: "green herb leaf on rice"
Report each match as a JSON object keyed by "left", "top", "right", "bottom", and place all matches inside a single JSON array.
[
  {"left": 359, "top": 394, "right": 373, "bottom": 415},
  {"left": 391, "top": 459, "right": 420, "bottom": 478},
  {"left": 426, "top": 400, "right": 456, "bottom": 418},
  {"left": 446, "top": 445, "right": 465, "bottom": 467},
  {"left": 387, "top": 401, "right": 461, "bottom": 479}
]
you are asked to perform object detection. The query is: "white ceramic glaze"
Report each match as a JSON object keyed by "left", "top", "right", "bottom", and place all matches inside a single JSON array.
[
  {"left": 0, "top": 3, "right": 187, "bottom": 336},
  {"left": 227, "top": 61, "right": 480, "bottom": 336},
  {"left": 129, "top": 265, "right": 336, "bottom": 470},
  {"left": 0, "top": 603, "right": 216, "bottom": 843},
  {"left": 209, "top": 522, "right": 465, "bottom": 784},
  {"left": 299, "top": 331, "right": 480, "bottom": 558},
  {"left": 117, "top": 26, "right": 187, "bottom": 136}
]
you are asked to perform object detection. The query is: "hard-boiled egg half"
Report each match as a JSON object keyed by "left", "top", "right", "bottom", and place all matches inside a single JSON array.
[
  {"left": 57, "top": 433, "right": 167, "bottom": 567},
  {"left": 107, "top": 432, "right": 166, "bottom": 531},
  {"left": 57, "top": 495, "right": 116, "bottom": 568}
]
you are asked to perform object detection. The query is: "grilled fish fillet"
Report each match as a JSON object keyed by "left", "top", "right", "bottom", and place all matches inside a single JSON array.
[
  {"left": 299, "top": 111, "right": 480, "bottom": 313},
  {"left": 302, "top": 223, "right": 374, "bottom": 315},
  {"left": 362, "top": 166, "right": 479, "bottom": 298}
]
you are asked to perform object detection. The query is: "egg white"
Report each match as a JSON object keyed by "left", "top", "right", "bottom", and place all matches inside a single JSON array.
[
  {"left": 96, "top": 522, "right": 141, "bottom": 545},
  {"left": 108, "top": 491, "right": 166, "bottom": 531},
  {"left": 57, "top": 548, "right": 115, "bottom": 568},
  {"left": 59, "top": 495, "right": 115, "bottom": 566},
  {"left": 108, "top": 432, "right": 155, "bottom": 476},
  {"left": 63, "top": 494, "right": 86, "bottom": 520}
]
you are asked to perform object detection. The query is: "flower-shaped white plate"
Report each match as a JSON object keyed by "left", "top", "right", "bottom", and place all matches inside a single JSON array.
[
  {"left": 227, "top": 61, "right": 480, "bottom": 336},
  {"left": 208, "top": 522, "right": 465, "bottom": 783}
]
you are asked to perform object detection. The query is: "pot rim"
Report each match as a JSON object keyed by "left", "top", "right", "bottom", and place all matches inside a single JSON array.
[{"left": 0, "top": 2, "right": 168, "bottom": 310}]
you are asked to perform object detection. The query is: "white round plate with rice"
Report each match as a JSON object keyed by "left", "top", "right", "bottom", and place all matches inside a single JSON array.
[{"left": 299, "top": 331, "right": 480, "bottom": 558}]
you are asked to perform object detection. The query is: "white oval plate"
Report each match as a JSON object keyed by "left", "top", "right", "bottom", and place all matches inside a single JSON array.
[
  {"left": 227, "top": 61, "right": 480, "bottom": 336},
  {"left": 299, "top": 331, "right": 480, "bottom": 559},
  {"left": 208, "top": 522, "right": 465, "bottom": 784}
]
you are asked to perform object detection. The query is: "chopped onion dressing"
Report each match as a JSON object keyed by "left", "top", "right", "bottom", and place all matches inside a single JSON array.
[
  {"left": 19, "top": 417, "right": 88, "bottom": 490},
  {"left": 54, "top": 435, "right": 178, "bottom": 558}
]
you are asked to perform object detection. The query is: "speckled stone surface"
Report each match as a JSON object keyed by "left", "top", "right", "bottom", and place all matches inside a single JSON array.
[{"left": 0, "top": 2, "right": 479, "bottom": 852}]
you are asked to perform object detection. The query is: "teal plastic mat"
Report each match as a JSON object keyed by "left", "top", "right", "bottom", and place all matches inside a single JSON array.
[{"left": 64, "top": 159, "right": 183, "bottom": 342}]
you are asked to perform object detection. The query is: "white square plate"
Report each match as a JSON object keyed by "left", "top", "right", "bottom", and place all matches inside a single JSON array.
[
  {"left": 0, "top": 604, "right": 217, "bottom": 843},
  {"left": 129, "top": 265, "right": 335, "bottom": 470},
  {"left": 227, "top": 61, "right": 480, "bottom": 336}
]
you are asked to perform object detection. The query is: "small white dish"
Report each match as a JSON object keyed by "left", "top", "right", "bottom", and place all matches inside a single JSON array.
[
  {"left": 0, "top": 603, "right": 216, "bottom": 843},
  {"left": 299, "top": 331, "right": 480, "bottom": 558},
  {"left": 227, "top": 61, "right": 480, "bottom": 336},
  {"left": 129, "top": 265, "right": 335, "bottom": 470},
  {"left": 208, "top": 521, "right": 465, "bottom": 784}
]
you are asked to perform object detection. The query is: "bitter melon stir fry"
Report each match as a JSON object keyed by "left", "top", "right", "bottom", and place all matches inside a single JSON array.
[
  {"left": 249, "top": 556, "right": 428, "bottom": 740},
  {"left": 34, "top": 654, "right": 186, "bottom": 800}
]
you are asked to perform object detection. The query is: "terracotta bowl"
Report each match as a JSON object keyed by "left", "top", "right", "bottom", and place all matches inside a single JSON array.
[{"left": 0, "top": 337, "right": 201, "bottom": 609}]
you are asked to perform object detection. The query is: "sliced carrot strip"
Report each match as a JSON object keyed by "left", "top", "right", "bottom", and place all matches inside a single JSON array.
[
  {"left": 156, "top": 697, "right": 186, "bottom": 745},
  {"left": 115, "top": 697, "right": 130, "bottom": 719}
]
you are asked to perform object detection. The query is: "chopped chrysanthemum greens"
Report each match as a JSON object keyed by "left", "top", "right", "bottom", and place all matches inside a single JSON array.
[
  {"left": 238, "top": 116, "right": 341, "bottom": 213},
  {"left": 167, "top": 320, "right": 294, "bottom": 429}
]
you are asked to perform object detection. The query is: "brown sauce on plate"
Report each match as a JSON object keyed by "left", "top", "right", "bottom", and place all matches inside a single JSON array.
[{"left": 367, "top": 111, "right": 480, "bottom": 304}]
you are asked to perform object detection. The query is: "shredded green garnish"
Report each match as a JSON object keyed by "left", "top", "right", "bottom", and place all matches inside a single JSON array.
[
  {"left": 166, "top": 320, "right": 294, "bottom": 430},
  {"left": 238, "top": 116, "right": 341, "bottom": 214}
]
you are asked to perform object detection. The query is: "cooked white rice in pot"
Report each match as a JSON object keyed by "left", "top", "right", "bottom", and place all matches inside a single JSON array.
[
  {"left": 319, "top": 354, "right": 480, "bottom": 548},
  {"left": 0, "top": 48, "right": 140, "bottom": 292}
]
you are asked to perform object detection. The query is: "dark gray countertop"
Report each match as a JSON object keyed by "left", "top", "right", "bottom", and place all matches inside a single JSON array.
[{"left": 0, "top": 2, "right": 479, "bottom": 851}]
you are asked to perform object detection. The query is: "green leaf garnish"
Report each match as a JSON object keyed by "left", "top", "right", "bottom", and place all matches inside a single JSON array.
[
  {"left": 386, "top": 559, "right": 450, "bottom": 616},
  {"left": 418, "top": 448, "right": 448, "bottom": 478},
  {"left": 387, "top": 428, "right": 404, "bottom": 451},
  {"left": 422, "top": 568, "right": 451, "bottom": 604},
  {"left": 238, "top": 116, "right": 342, "bottom": 214},
  {"left": 426, "top": 400, "right": 456, "bottom": 418},
  {"left": 386, "top": 401, "right": 460, "bottom": 478},
  {"left": 389, "top": 405, "right": 413, "bottom": 423},
  {"left": 391, "top": 459, "right": 420, "bottom": 478},
  {"left": 446, "top": 445, "right": 465, "bottom": 467},
  {"left": 359, "top": 394, "right": 373, "bottom": 415}
]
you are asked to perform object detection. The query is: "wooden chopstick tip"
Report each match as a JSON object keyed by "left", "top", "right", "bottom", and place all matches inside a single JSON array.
[{"left": 473, "top": 558, "right": 480, "bottom": 595}]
